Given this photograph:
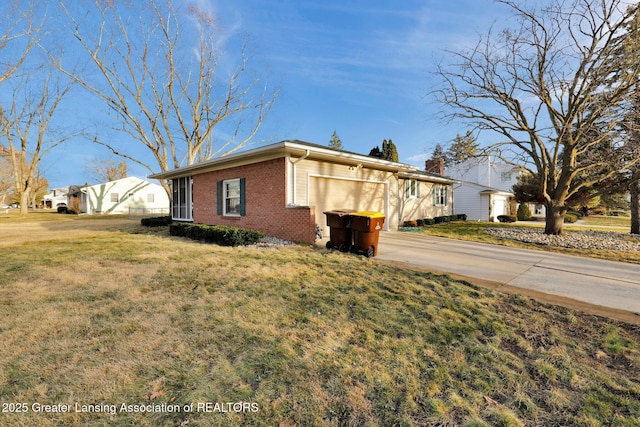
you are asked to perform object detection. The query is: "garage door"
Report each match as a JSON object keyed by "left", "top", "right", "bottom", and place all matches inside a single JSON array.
[{"left": 310, "top": 176, "right": 387, "bottom": 236}]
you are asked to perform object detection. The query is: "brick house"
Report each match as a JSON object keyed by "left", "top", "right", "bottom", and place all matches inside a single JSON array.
[{"left": 149, "top": 140, "right": 455, "bottom": 243}]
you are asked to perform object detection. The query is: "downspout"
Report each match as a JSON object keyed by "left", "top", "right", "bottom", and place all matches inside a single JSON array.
[
  {"left": 288, "top": 150, "right": 310, "bottom": 206},
  {"left": 395, "top": 173, "right": 401, "bottom": 230},
  {"left": 452, "top": 182, "right": 457, "bottom": 216}
]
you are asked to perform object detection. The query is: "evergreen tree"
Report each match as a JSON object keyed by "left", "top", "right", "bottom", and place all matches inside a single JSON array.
[
  {"left": 328, "top": 131, "right": 343, "bottom": 150},
  {"left": 431, "top": 144, "right": 446, "bottom": 161},
  {"left": 369, "top": 139, "right": 398, "bottom": 161},
  {"left": 368, "top": 146, "right": 382, "bottom": 158},
  {"left": 444, "top": 131, "right": 478, "bottom": 166},
  {"left": 385, "top": 139, "right": 399, "bottom": 162}
]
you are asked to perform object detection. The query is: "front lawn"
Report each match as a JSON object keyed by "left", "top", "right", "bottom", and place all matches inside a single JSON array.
[
  {"left": 416, "top": 220, "right": 640, "bottom": 264},
  {"left": 0, "top": 217, "right": 638, "bottom": 426}
]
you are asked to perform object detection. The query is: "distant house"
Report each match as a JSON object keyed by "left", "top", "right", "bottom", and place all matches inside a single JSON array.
[
  {"left": 150, "top": 140, "right": 455, "bottom": 243},
  {"left": 67, "top": 176, "right": 170, "bottom": 215},
  {"left": 44, "top": 187, "right": 70, "bottom": 209},
  {"left": 445, "top": 156, "right": 522, "bottom": 221}
]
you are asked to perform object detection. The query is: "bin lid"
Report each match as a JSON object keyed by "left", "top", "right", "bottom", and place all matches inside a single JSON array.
[
  {"left": 323, "top": 209, "right": 357, "bottom": 216},
  {"left": 352, "top": 211, "right": 385, "bottom": 219}
]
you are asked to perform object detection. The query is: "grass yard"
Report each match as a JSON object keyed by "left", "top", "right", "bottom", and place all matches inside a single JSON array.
[
  {"left": 0, "top": 215, "right": 638, "bottom": 426},
  {"left": 416, "top": 219, "right": 640, "bottom": 265},
  {"left": 580, "top": 215, "right": 632, "bottom": 228}
]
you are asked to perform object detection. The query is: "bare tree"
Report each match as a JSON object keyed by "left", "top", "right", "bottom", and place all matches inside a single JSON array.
[
  {"left": 0, "top": 145, "right": 12, "bottom": 205},
  {"left": 435, "top": 0, "right": 640, "bottom": 234},
  {"left": 1, "top": 67, "right": 76, "bottom": 215},
  {"left": 0, "top": 4, "right": 76, "bottom": 216},
  {"left": 30, "top": 173, "right": 48, "bottom": 208},
  {"left": 0, "top": 2, "right": 41, "bottom": 86},
  {"left": 85, "top": 158, "right": 127, "bottom": 183},
  {"left": 57, "top": 0, "right": 277, "bottom": 195}
]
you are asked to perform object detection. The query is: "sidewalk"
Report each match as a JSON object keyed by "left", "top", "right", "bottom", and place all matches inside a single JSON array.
[{"left": 377, "top": 232, "right": 640, "bottom": 322}]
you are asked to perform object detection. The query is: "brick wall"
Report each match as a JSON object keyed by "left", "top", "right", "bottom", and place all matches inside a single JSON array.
[{"left": 192, "top": 158, "right": 317, "bottom": 243}]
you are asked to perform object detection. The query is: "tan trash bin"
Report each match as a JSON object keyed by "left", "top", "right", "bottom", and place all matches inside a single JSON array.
[{"left": 350, "top": 211, "right": 385, "bottom": 257}]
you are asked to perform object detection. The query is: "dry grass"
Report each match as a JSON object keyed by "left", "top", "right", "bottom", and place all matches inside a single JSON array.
[
  {"left": 0, "top": 215, "right": 638, "bottom": 426},
  {"left": 417, "top": 219, "right": 640, "bottom": 264}
]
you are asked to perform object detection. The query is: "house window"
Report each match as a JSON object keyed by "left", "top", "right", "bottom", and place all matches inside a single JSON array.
[
  {"left": 217, "top": 178, "right": 246, "bottom": 216},
  {"left": 224, "top": 179, "right": 241, "bottom": 215},
  {"left": 110, "top": 193, "right": 119, "bottom": 203},
  {"left": 147, "top": 194, "right": 155, "bottom": 203},
  {"left": 433, "top": 186, "right": 448, "bottom": 206},
  {"left": 501, "top": 172, "right": 512, "bottom": 182},
  {"left": 405, "top": 179, "right": 420, "bottom": 199},
  {"left": 171, "top": 176, "right": 193, "bottom": 221}
]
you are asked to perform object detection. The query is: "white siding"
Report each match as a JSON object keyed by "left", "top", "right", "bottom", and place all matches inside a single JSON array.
[
  {"left": 85, "top": 177, "right": 169, "bottom": 214},
  {"left": 452, "top": 183, "right": 487, "bottom": 221},
  {"left": 446, "top": 156, "right": 519, "bottom": 193}
]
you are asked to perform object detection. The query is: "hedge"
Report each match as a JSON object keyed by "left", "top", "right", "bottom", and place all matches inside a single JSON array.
[
  {"left": 141, "top": 216, "right": 173, "bottom": 227},
  {"left": 402, "top": 214, "right": 467, "bottom": 227},
  {"left": 497, "top": 215, "right": 517, "bottom": 223},
  {"left": 169, "top": 222, "right": 265, "bottom": 246},
  {"left": 433, "top": 214, "right": 467, "bottom": 224}
]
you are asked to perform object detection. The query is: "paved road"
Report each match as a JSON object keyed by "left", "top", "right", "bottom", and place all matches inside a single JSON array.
[{"left": 377, "top": 232, "right": 640, "bottom": 316}]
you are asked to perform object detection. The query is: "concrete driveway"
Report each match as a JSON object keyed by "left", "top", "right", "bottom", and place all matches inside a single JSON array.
[{"left": 377, "top": 231, "right": 640, "bottom": 321}]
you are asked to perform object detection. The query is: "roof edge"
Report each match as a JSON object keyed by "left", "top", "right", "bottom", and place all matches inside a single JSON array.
[{"left": 149, "top": 140, "right": 421, "bottom": 179}]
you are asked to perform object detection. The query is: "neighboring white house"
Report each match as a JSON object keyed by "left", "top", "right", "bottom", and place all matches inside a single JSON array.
[
  {"left": 445, "top": 156, "right": 520, "bottom": 222},
  {"left": 43, "top": 187, "right": 70, "bottom": 209},
  {"left": 67, "top": 177, "right": 169, "bottom": 215}
]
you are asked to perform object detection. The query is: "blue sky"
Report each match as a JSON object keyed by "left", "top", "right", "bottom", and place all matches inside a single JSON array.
[{"left": 40, "top": 0, "right": 511, "bottom": 188}]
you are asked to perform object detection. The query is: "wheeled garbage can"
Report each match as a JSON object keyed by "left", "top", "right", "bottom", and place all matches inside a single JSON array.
[
  {"left": 323, "top": 209, "right": 356, "bottom": 252},
  {"left": 350, "top": 211, "right": 385, "bottom": 257}
]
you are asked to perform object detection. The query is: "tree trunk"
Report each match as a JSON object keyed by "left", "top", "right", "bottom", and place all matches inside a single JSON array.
[
  {"left": 545, "top": 202, "right": 566, "bottom": 235},
  {"left": 631, "top": 177, "right": 640, "bottom": 235},
  {"left": 19, "top": 188, "right": 30, "bottom": 216}
]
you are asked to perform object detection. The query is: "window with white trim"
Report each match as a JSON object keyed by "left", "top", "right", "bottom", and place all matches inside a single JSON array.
[
  {"left": 110, "top": 193, "right": 119, "bottom": 203},
  {"left": 224, "top": 179, "right": 241, "bottom": 216},
  {"left": 217, "top": 178, "right": 246, "bottom": 216},
  {"left": 433, "top": 186, "right": 448, "bottom": 206},
  {"left": 405, "top": 179, "right": 420, "bottom": 199}
]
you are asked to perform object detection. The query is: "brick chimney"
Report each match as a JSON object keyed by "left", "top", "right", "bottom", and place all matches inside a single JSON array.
[{"left": 425, "top": 159, "right": 444, "bottom": 176}]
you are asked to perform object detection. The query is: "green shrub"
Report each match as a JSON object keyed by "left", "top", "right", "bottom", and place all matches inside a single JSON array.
[
  {"left": 607, "top": 210, "right": 630, "bottom": 217},
  {"left": 567, "top": 209, "right": 584, "bottom": 218},
  {"left": 169, "top": 222, "right": 265, "bottom": 246},
  {"left": 516, "top": 204, "right": 532, "bottom": 221},
  {"left": 141, "top": 216, "right": 173, "bottom": 227},
  {"left": 419, "top": 215, "right": 465, "bottom": 226},
  {"left": 563, "top": 213, "right": 578, "bottom": 223},
  {"left": 433, "top": 215, "right": 450, "bottom": 224},
  {"left": 497, "top": 215, "right": 517, "bottom": 223}
]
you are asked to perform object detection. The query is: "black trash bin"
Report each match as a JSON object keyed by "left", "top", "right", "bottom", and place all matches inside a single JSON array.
[
  {"left": 323, "top": 209, "right": 356, "bottom": 252},
  {"left": 350, "top": 211, "right": 385, "bottom": 257}
]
